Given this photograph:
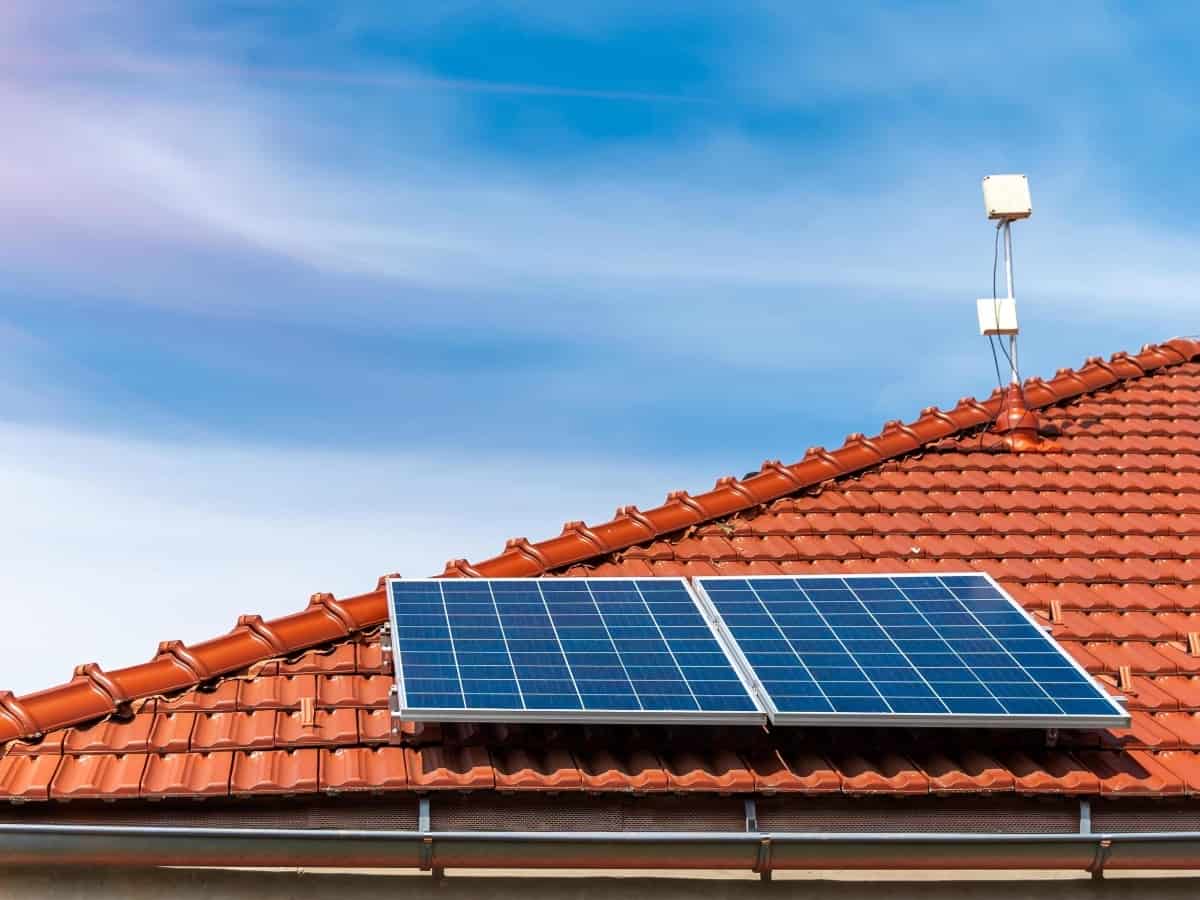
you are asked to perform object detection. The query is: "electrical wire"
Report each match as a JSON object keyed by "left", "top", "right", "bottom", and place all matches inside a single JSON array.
[
  {"left": 989, "top": 220, "right": 1018, "bottom": 384},
  {"left": 986, "top": 222, "right": 1004, "bottom": 390},
  {"left": 983, "top": 220, "right": 1029, "bottom": 451}
]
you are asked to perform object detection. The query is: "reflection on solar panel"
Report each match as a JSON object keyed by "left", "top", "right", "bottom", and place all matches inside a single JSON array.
[
  {"left": 692, "top": 573, "right": 1129, "bottom": 728},
  {"left": 387, "top": 577, "right": 764, "bottom": 723}
]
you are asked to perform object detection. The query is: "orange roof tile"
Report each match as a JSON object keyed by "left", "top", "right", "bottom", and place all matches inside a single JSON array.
[
  {"left": 576, "top": 749, "right": 669, "bottom": 792},
  {"left": 230, "top": 748, "right": 318, "bottom": 795},
  {"left": 320, "top": 746, "right": 408, "bottom": 793},
  {"left": 141, "top": 751, "right": 233, "bottom": 799},
  {"left": 5, "top": 338, "right": 1200, "bottom": 806}
]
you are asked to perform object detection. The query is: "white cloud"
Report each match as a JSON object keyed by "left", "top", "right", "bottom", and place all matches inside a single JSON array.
[
  {"left": 2, "top": 1, "right": 1199, "bottom": 701},
  {"left": 0, "top": 421, "right": 725, "bottom": 695},
  {"left": 3, "top": 50, "right": 1197, "bottom": 343},
  {"left": 1, "top": 71, "right": 1193, "bottom": 385}
]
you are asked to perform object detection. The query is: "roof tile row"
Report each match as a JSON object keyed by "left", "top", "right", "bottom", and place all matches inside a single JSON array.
[
  {"left": 9, "top": 745, "right": 1200, "bottom": 801},
  {"left": 1054, "top": 611, "right": 1200, "bottom": 641},
  {"left": 735, "top": 510, "right": 1200, "bottom": 538},
  {"left": 7, "top": 708, "right": 396, "bottom": 757},
  {"left": 853, "top": 469, "right": 1200, "bottom": 492},
  {"left": 154, "top": 673, "right": 390, "bottom": 713},
  {"left": 579, "top": 556, "right": 1200, "bottom": 584},
  {"left": 776, "top": 487, "right": 1200, "bottom": 515},
  {"left": 668, "top": 533, "right": 1200, "bottom": 561},
  {"left": 898, "top": 451, "right": 1200, "bottom": 475}
]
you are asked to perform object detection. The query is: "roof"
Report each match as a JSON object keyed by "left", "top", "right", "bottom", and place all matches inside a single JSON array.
[{"left": 4, "top": 336, "right": 1200, "bottom": 804}]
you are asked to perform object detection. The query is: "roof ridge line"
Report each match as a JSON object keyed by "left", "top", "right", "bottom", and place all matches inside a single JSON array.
[
  {"left": 0, "top": 588, "right": 389, "bottom": 746},
  {"left": 1, "top": 338, "right": 1196, "bottom": 746},
  {"left": 448, "top": 339, "right": 1200, "bottom": 579}
]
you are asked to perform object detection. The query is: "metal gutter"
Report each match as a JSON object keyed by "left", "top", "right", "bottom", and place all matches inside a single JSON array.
[{"left": 4, "top": 821, "right": 1200, "bottom": 875}]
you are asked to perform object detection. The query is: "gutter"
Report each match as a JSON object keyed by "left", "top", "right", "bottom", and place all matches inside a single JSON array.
[{"left": 2, "top": 820, "right": 1199, "bottom": 877}]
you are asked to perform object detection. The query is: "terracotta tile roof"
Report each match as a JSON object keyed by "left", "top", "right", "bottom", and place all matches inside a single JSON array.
[{"left": 4, "top": 337, "right": 1200, "bottom": 804}]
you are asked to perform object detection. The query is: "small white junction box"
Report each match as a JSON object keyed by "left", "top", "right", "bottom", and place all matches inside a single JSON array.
[
  {"left": 977, "top": 297, "right": 1019, "bottom": 335},
  {"left": 982, "top": 174, "right": 1032, "bottom": 220}
]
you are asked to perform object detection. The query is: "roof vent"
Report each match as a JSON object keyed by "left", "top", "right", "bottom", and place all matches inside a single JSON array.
[{"left": 977, "top": 175, "right": 1060, "bottom": 453}]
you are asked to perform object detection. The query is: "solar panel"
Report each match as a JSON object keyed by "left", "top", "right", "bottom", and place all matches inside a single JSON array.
[
  {"left": 387, "top": 577, "right": 764, "bottom": 724},
  {"left": 692, "top": 573, "right": 1129, "bottom": 728}
]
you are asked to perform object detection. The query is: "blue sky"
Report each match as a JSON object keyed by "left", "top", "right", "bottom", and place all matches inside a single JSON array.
[{"left": 2, "top": 2, "right": 1199, "bottom": 692}]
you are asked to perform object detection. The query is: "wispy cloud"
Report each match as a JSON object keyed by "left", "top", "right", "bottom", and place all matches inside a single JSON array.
[
  {"left": 2, "top": 2, "right": 1199, "bottom": 694},
  {"left": 2, "top": 51, "right": 710, "bottom": 104},
  {"left": 0, "top": 420, "right": 724, "bottom": 694}
]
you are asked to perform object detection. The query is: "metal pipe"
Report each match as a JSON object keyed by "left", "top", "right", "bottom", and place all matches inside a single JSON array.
[
  {"left": 1003, "top": 219, "right": 1018, "bottom": 385},
  {"left": 0, "top": 822, "right": 1181, "bottom": 842},
  {"left": 5, "top": 822, "right": 1200, "bottom": 873},
  {"left": 1003, "top": 219, "right": 1015, "bottom": 301}
]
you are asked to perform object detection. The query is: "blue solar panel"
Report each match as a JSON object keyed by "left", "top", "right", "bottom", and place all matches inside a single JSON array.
[
  {"left": 387, "top": 577, "right": 764, "bottom": 723},
  {"left": 692, "top": 573, "right": 1129, "bottom": 728}
]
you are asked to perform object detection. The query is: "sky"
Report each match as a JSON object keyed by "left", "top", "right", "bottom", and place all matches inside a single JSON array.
[{"left": 2, "top": 2, "right": 1199, "bottom": 694}]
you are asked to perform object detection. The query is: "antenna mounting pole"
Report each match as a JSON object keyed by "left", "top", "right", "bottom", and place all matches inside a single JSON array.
[
  {"left": 1003, "top": 219, "right": 1018, "bottom": 385},
  {"left": 977, "top": 173, "right": 1060, "bottom": 453}
]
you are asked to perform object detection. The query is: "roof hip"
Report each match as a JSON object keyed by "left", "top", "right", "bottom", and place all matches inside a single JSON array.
[{"left": 1, "top": 337, "right": 1196, "bottom": 747}]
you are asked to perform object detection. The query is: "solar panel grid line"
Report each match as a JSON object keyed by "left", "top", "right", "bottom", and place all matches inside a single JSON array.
[
  {"left": 751, "top": 580, "right": 860, "bottom": 710},
  {"left": 581, "top": 581, "right": 645, "bottom": 712},
  {"left": 529, "top": 580, "right": 586, "bottom": 708},
  {"left": 690, "top": 572, "right": 1130, "bottom": 729},
  {"left": 387, "top": 577, "right": 766, "bottom": 725},
  {"left": 772, "top": 578, "right": 901, "bottom": 714},
  {"left": 627, "top": 581, "right": 702, "bottom": 710},
  {"left": 585, "top": 582, "right": 661, "bottom": 711},
  {"left": 438, "top": 582, "right": 467, "bottom": 707},
  {"left": 878, "top": 579, "right": 1015, "bottom": 716},
  {"left": 920, "top": 578, "right": 1066, "bottom": 715},
  {"left": 836, "top": 579, "right": 950, "bottom": 715},
  {"left": 485, "top": 581, "right": 528, "bottom": 710},
  {"left": 946, "top": 574, "right": 1123, "bottom": 713},
  {"left": 864, "top": 578, "right": 1012, "bottom": 720},
  {"left": 393, "top": 580, "right": 463, "bottom": 715},
  {"left": 688, "top": 576, "right": 814, "bottom": 718},
  {"left": 733, "top": 581, "right": 831, "bottom": 711}
]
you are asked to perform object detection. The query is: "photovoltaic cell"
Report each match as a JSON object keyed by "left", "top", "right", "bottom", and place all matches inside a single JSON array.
[
  {"left": 387, "top": 577, "right": 763, "bottom": 723},
  {"left": 692, "top": 573, "right": 1129, "bottom": 728}
]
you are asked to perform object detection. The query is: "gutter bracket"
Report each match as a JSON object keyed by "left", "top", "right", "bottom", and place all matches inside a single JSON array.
[
  {"left": 418, "top": 797, "right": 441, "bottom": 877},
  {"left": 753, "top": 838, "right": 773, "bottom": 882},
  {"left": 1088, "top": 838, "right": 1112, "bottom": 881},
  {"left": 743, "top": 798, "right": 758, "bottom": 833}
]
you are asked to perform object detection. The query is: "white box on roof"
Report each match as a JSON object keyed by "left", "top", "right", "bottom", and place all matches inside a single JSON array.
[
  {"left": 977, "top": 297, "right": 1019, "bottom": 335},
  {"left": 982, "top": 174, "right": 1032, "bottom": 220}
]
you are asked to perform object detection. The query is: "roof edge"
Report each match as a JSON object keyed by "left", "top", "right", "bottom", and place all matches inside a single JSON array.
[
  {"left": 2, "top": 337, "right": 1196, "bottom": 746},
  {"left": 452, "top": 337, "right": 1200, "bottom": 579}
]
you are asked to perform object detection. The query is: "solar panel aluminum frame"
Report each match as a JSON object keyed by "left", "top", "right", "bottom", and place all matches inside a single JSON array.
[
  {"left": 690, "top": 572, "right": 1130, "bottom": 729},
  {"left": 386, "top": 576, "right": 768, "bottom": 725}
]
